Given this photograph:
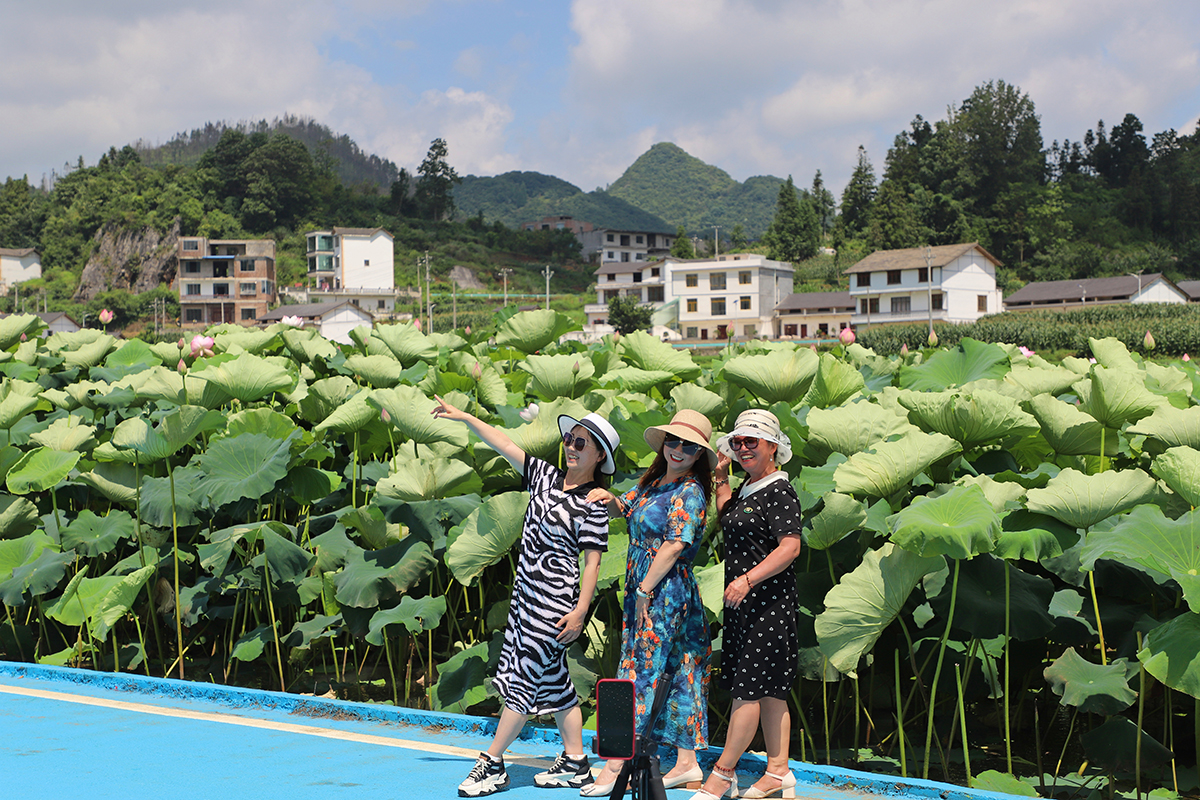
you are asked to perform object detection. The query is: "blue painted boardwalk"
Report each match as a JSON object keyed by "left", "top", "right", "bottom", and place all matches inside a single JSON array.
[{"left": 0, "top": 662, "right": 1014, "bottom": 800}]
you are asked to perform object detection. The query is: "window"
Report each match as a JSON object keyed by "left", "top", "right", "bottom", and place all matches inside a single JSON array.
[
  {"left": 633, "top": 272, "right": 642, "bottom": 283},
  {"left": 607, "top": 251, "right": 615, "bottom": 259},
  {"left": 636, "top": 235, "right": 644, "bottom": 244},
  {"left": 932, "top": 293, "right": 943, "bottom": 310},
  {"left": 918, "top": 267, "right": 928, "bottom": 282},
  {"left": 620, "top": 235, "right": 630, "bottom": 246},
  {"left": 739, "top": 271, "right": 751, "bottom": 285},
  {"left": 185, "top": 308, "right": 202, "bottom": 322},
  {"left": 860, "top": 298, "right": 879, "bottom": 314},
  {"left": 891, "top": 296, "right": 911, "bottom": 314},
  {"left": 182, "top": 240, "right": 199, "bottom": 251},
  {"left": 606, "top": 274, "right": 616, "bottom": 282},
  {"left": 364, "top": 259, "right": 370, "bottom": 266},
  {"left": 647, "top": 286, "right": 664, "bottom": 302},
  {"left": 700, "top": 329, "right": 708, "bottom": 340},
  {"left": 710, "top": 272, "right": 727, "bottom": 290},
  {"left": 784, "top": 324, "right": 797, "bottom": 336},
  {"left": 685, "top": 273, "right": 698, "bottom": 287},
  {"left": 604, "top": 290, "right": 619, "bottom": 301},
  {"left": 740, "top": 296, "right": 751, "bottom": 310},
  {"left": 213, "top": 283, "right": 229, "bottom": 296},
  {"left": 606, "top": 234, "right": 614, "bottom": 242},
  {"left": 744, "top": 324, "right": 757, "bottom": 337},
  {"left": 240, "top": 282, "right": 256, "bottom": 295},
  {"left": 378, "top": 300, "right": 386, "bottom": 309},
  {"left": 818, "top": 323, "right": 829, "bottom": 335},
  {"left": 856, "top": 272, "right": 871, "bottom": 287},
  {"left": 240, "top": 308, "right": 256, "bottom": 321},
  {"left": 651, "top": 267, "right": 660, "bottom": 277},
  {"left": 635, "top": 253, "right": 645, "bottom": 261},
  {"left": 184, "top": 261, "right": 199, "bottom": 274},
  {"left": 185, "top": 283, "right": 201, "bottom": 295},
  {"left": 887, "top": 270, "right": 901, "bottom": 285},
  {"left": 686, "top": 327, "right": 698, "bottom": 339},
  {"left": 978, "top": 295, "right": 988, "bottom": 312},
  {"left": 240, "top": 260, "right": 256, "bottom": 272},
  {"left": 711, "top": 298, "right": 726, "bottom": 315},
  {"left": 686, "top": 299, "right": 698, "bottom": 313},
  {"left": 621, "top": 252, "right": 630, "bottom": 262}
]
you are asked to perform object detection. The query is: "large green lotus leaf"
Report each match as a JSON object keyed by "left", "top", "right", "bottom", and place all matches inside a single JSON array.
[
  {"left": 0, "top": 494, "right": 41, "bottom": 539},
  {"left": 139, "top": 466, "right": 206, "bottom": 528},
  {"left": 1145, "top": 360, "right": 1192, "bottom": 397},
  {"left": 995, "top": 510, "right": 1079, "bottom": 561},
  {"left": 815, "top": 542, "right": 943, "bottom": 675},
  {"left": 211, "top": 328, "right": 279, "bottom": 354},
  {"left": 280, "top": 328, "right": 337, "bottom": 363},
  {"left": 1026, "top": 467, "right": 1159, "bottom": 530},
  {"left": 365, "top": 595, "right": 448, "bottom": 645},
  {"left": 899, "top": 338, "right": 1010, "bottom": 391},
  {"left": 445, "top": 491, "right": 528, "bottom": 586},
  {"left": 1081, "top": 715, "right": 1174, "bottom": 773},
  {"left": 597, "top": 366, "right": 675, "bottom": 394},
  {"left": 44, "top": 565, "right": 154, "bottom": 641},
  {"left": 1079, "top": 504, "right": 1200, "bottom": 612},
  {"left": 125, "top": 366, "right": 200, "bottom": 407},
  {"left": 888, "top": 484, "right": 998, "bottom": 559},
  {"left": 1045, "top": 648, "right": 1137, "bottom": 714},
  {"left": 6, "top": 448, "right": 80, "bottom": 494},
  {"left": 29, "top": 417, "right": 97, "bottom": 452},
  {"left": 804, "top": 492, "right": 867, "bottom": 550},
  {"left": 0, "top": 392, "right": 40, "bottom": 432},
  {"left": 801, "top": 352, "right": 865, "bottom": 409},
  {"left": 379, "top": 495, "right": 480, "bottom": 547},
  {"left": 75, "top": 463, "right": 140, "bottom": 508},
  {"left": 0, "top": 546, "right": 73, "bottom": 605},
  {"left": 333, "top": 537, "right": 437, "bottom": 608},
  {"left": 282, "top": 614, "right": 342, "bottom": 650},
  {"left": 1027, "top": 394, "right": 1116, "bottom": 456},
  {"left": 669, "top": 383, "right": 726, "bottom": 419},
  {"left": 1151, "top": 446, "right": 1200, "bottom": 507},
  {"left": 105, "top": 338, "right": 163, "bottom": 369},
  {"left": 60, "top": 510, "right": 135, "bottom": 558},
  {"left": 834, "top": 431, "right": 962, "bottom": 499},
  {"left": 368, "top": 385, "right": 469, "bottom": 448},
  {"left": 0, "top": 314, "right": 44, "bottom": 349},
  {"left": 519, "top": 354, "right": 595, "bottom": 400},
  {"left": 375, "top": 456, "right": 482, "bottom": 502},
  {"left": 942, "top": 474, "right": 1025, "bottom": 512},
  {"left": 0, "top": 530, "right": 55, "bottom": 581},
  {"left": 225, "top": 408, "right": 297, "bottom": 441},
  {"left": 1078, "top": 367, "right": 1164, "bottom": 429},
  {"left": 428, "top": 331, "right": 468, "bottom": 351},
  {"left": 259, "top": 524, "right": 316, "bottom": 585},
  {"left": 494, "top": 309, "right": 579, "bottom": 354},
  {"left": 721, "top": 348, "right": 819, "bottom": 404},
  {"left": 344, "top": 354, "right": 404, "bottom": 388},
  {"left": 193, "top": 430, "right": 301, "bottom": 509},
  {"left": 928, "top": 553, "right": 1055, "bottom": 640},
  {"left": 806, "top": 402, "right": 918, "bottom": 458},
  {"left": 1138, "top": 612, "right": 1200, "bottom": 697},
  {"left": 1088, "top": 336, "right": 1138, "bottom": 370},
  {"left": 1004, "top": 364, "right": 1082, "bottom": 397},
  {"left": 286, "top": 467, "right": 343, "bottom": 506},
  {"left": 196, "top": 522, "right": 256, "bottom": 577},
  {"left": 1127, "top": 405, "right": 1200, "bottom": 451},
  {"left": 111, "top": 405, "right": 225, "bottom": 460},
  {"left": 300, "top": 377, "right": 362, "bottom": 425},
  {"left": 430, "top": 638, "right": 494, "bottom": 712},
  {"left": 61, "top": 336, "right": 118, "bottom": 369},
  {"left": 312, "top": 388, "right": 378, "bottom": 436},
  {"left": 189, "top": 353, "right": 296, "bottom": 403},
  {"left": 897, "top": 389, "right": 1039, "bottom": 450},
  {"left": 373, "top": 322, "right": 440, "bottom": 363},
  {"left": 970, "top": 771, "right": 1038, "bottom": 798},
  {"left": 618, "top": 330, "right": 701, "bottom": 380},
  {"left": 229, "top": 625, "right": 272, "bottom": 663}
]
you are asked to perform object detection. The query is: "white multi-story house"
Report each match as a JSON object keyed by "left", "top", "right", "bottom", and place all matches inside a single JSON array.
[
  {"left": 844, "top": 243, "right": 1002, "bottom": 329},
  {"left": 0, "top": 247, "right": 41, "bottom": 293},
  {"left": 294, "top": 227, "right": 400, "bottom": 316},
  {"left": 578, "top": 228, "right": 676, "bottom": 266},
  {"left": 177, "top": 236, "right": 276, "bottom": 327},
  {"left": 674, "top": 254, "right": 794, "bottom": 340}
]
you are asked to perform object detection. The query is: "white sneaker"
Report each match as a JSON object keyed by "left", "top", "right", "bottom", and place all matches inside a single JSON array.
[
  {"left": 534, "top": 752, "right": 594, "bottom": 789},
  {"left": 459, "top": 753, "right": 510, "bottom": 797}
]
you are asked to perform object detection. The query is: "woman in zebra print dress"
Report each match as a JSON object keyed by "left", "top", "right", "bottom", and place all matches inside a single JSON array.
[{"left": 433, "top": 396, "right": 621, "bottom": 797}]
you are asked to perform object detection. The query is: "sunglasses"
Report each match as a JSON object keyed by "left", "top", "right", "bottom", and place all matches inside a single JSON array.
[
  {"left": 662, "top": 435, "right": 701, "bottom": 456},
  {"left": 728, "top": 436, "right": 762, "bottom": 451},
  {"left": 563, "top": 432, "right": 592, "bottom": 451}
]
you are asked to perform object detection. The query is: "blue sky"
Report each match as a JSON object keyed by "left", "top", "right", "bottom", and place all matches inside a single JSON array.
[{"left": 3, "top": 0, "right": 1199, "bottom": 198}]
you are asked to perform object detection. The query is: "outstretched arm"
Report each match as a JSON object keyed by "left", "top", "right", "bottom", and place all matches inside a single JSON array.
[{"left": 431, "top": 394, "right": 527, "bottom": 475}]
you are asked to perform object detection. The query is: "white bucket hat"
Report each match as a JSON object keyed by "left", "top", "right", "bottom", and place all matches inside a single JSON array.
[
  {"left": 716, "top": 408, "right": 793, "bottom": 466},
  {"left": 558, "top": 413, "right": 621, "bottom": 474}
]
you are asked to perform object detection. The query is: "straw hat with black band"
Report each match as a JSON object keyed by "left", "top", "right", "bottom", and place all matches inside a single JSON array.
[
  {"left": 557, "top": 412, "right": 621, "bottom": 475},
  {"left": 643, "top": 408, "right": 719, "bottom": 469}
]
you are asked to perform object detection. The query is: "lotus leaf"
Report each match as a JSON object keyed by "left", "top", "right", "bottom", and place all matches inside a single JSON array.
[
  {"left": 431, "top": 638, "right": 494, "bottom": 712},
  {"left": 380, "top": 495, "right": 481, "bottom": 547},
  {"left": 369, "top": 385, "right": 469, "bottom": 449},
  {"left": 928, "top": 554, "right": 1055, "bottom": 640},
  {"left": 1044, "top": 647, "right": 1137, "bottom": 715},
  {"left": 897, "top": 389, "right": 1039, "bottom": 450},
  {"left": 0, "top": 314, "right": 44, "bottom": 349},
  {"left": 597, "top": 367, "right": 676, "bottom": 394},
  {"left": 494, "top": 309, "right": 579, "bottom": 354},
  {"left": 519, "top": 354, "right": 595, "bottom": 400},
  {"left": 969, "top": 771, "right": 1038, "bottom": 797},
  {"left": 1079, "top": 505, "right": 1200, "bottom": 612},
  {"left": 994, "top": 510, "right": 1079, "bottom": 561},
  {"left": 1004, "top": 364, "right": 1082, "bottom": 396},
  {"left": 943, "top": 474, "right": 1025, "bottom": 512},
  {"left": 1088, "top": 336, "right": 1138, "bottom": 370},
  {"left": 815, "top": 543, "right": 943, "bottom": 675},
  {"left": 230, "top": 625, "right": 273, "bottom": 662},
  {"left": 0, "top": 530, "right": 55, "bottom": 581},
  {"left": 189, "top": 353, "right": 296, "bottom": 403},
  {"left": 1138, "top": 612, "right": 1200, "bottom": 697},
  {"left": 1151, "top": 446, "right": 1200, "bottom": 507},
  {"left": 29, "top": 417, "right": 96, "bottom": 452},
  {"left": 888, "top": 484, "right": 999, "bottom": 559},
  {"left": 1127, "top": 405, "right": 1200, "bottom": 452},
  {"left": 596, "top": 526, "right": 629, "bottom": 590},
  {"left": 721, "top": 348, "right": 818, "bottom": 404},
  {"left": 286, "top": 467, "right": 343, "bottom": 506},
  {"left": 365, "top": 595, "right": 448, "bottom": 645},
  {"left": 280, "top": 328, "right": 338, "bottom": 363},
  {"left": 806, "top": 402, "right": 917, "bottom": 458},
  {"left": 211, "top": 328, "right": 279, "bottom": 354},
  {"left": 800, "top": 352, "right": 865, "bottom": 409},
  {"left": 1077, "top": 366, "right": 1164, "bottom": 428},
  {"left": 371, "top": 322, "right": 439, "bottom": 364},
  {"left": 0, "top": 388, "right": 40, "bottom": 430},
  {"left": 804, "top": 492, "right": 867, "bottom": 550},
  {"left": 283, "top": 614, "right": 342, "bottom": 650},
  {"left": 669, "top": 383, "right": 726, "bottom": 419},
  {"left": 43, "top": 565, "right": 155, "bottom": 640},
  {"left": 899, "top": 338, "right": 1010, "bottom": 391},
  {"left": 1026, "top": 467, "right": 1159, "bottom": 530},
  {"left": 445, "top": 491, "right": 529, "bottom": 586},
  {"left": 60, "top": 510, "right": 135, "bottom": 557},
  {"left": 6, "top": 448, "right": 80, "bottom": 494},
  {"left": 61, "top": 336, "right": 118, "bottom": 369},
  {"left": 225, "top": 408, "right": 298, "bottom": 441},
  {"left": 1080, "top": 716, "right": 1174, "bottom": 772},
  {"left": 334, "top": 538, "right": 438, "bottom": 608},
  {"left": 1027, "top": 394, "right": 1117, "bottom": 456},
  {"left": 139, "top": 466, "right": 206, "bottom": 528},
  {"left": 0, "top": 546, "right": 75, "bottom": 605},
  {"left": 111, "top": 405, "right": 225, "bottom": 461},
  {"left": 0, "top": 494, "right": 41, "bottom": 539},
  {"left": 834, "top": 431, "right": 961, "bottom": 499},
  {"left": 193, "top": 431, "right": 302, "bottom": 509},
  {"left": 375, "top": 455, "right": 482, "bottom": 502},
  {"left": 618, "top": 330, "right": 701, "bottom": 380}
]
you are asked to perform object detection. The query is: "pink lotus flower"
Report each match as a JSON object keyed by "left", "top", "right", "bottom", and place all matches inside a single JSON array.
[
  {"left": 281, "top": 315, "right": 302, "bottom": 327},
  {"left": 1184, "top": 353, "right": 1191, "bottom": 362},
  {"left": 1144, "top": 330, "right": 1156, "bottom": 351},
  {"left": 1018, "top": 346, "right": 1035, "bottom": 358},
  {"left": 900, "top": 343, "right": 909, "bottom": 357},
  {"left": 839, "top": 327, "right": 855, "bottom": 345},
  {"left": 810, "top": 344, "right": 818, "bottom": 352},
  {"left": 190, "top": 334, "right": 215, "bottom": 358},
  {"left": 99, "top": 309, "right": 114, "bottom": 325},
  {"left": 19, "top": 333, "right": 26, "bottom": 342},
  {"left": 465, "top": 326, "right": 471, "bottom": 336},
  {"left": 518, "top": 403, "right": 540, "bottom": 422},
  {"left": 413, "top": 318, "right": 422, "bottom": 331},
  {"left": 927, "top": 328, "right": 939, "bottom": 347}
]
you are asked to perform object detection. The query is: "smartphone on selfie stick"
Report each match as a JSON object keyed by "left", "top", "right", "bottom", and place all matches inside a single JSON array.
[{"left": 594, "top": 678, "right": 668, "bottom": 800}]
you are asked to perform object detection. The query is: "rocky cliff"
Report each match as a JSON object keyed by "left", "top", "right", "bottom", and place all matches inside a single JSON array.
[{"left": 73, "top": 218, "right": 180, "bottom": 302}]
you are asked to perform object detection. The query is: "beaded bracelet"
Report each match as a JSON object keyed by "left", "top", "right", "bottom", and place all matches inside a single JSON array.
[{"left": 635, "top": 586, "right": 653, "bottom": 599}]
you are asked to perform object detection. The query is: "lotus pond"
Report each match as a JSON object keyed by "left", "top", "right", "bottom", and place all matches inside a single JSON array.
[{"left": 0, "top": 308, "right": 1198, "bottom": 798}]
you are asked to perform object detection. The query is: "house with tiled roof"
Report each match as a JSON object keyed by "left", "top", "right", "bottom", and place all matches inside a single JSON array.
[
  {"left": 260, "top": 301, "right": 375, "bottom": 345},
  {"left": 1004, "top": 273, "right": 1188, "bottom": 310},
  {"left": 774, "top": 291, "right": 855, "bottom": 339}
]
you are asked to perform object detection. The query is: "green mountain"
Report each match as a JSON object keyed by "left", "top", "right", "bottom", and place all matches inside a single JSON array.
[
  {"left": 606, "top": 142, "right": 785, "bottom": 239},
  {"left": 453, "top": 171, "right": 674, "bottom": 233}
]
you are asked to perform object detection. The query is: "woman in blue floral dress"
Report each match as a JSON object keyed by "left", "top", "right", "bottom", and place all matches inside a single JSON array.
[{"left": 584, "top": 409, "right": 716, "bottom": 795}]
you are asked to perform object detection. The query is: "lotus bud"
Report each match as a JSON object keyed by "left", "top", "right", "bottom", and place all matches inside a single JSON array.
[
  {"left": 19, "top": 333, "right": 26, "bottom": 342},
  {"left": 927, "top": 328, "right": 939, "bottom": 347},
  {"left": 178, "top": 338, "right": 186, "bottom": 349},
  {"left": 1144, "top": 330, "right": 1156, "bottom": 351},
  {"left": 465, "top": 326, "right": 471, "bottom": 336},
  {"left": 838, "top": 327, "right": 855, "bottom": 345},
  {"left": 381, "top": 408, "right": 391, "bottom": 423},
  {"left": 1184, "top": 353, "right": 1191, "bottom": 362},
  {"left": 281, "top": 315, "right": 302, "bottom": 327},
  {"left": 472, "top": 362, "right": 483, "bottom": 381},
  {"left": 1018, "top": 345, "right": 1035, "bottom": 358},
  {"left": 99, "top": 308, "right": 114, "bottom": 325},
  {"left": 177, "top": 359, "right": 187, "bottom": 373},
  {"left": 810, "top": 344, "right": 818, "bottom": 352},
  {"left": 900, "top": 343, "right": 908, "bottom": 357},
  {"left": 519, "top": 402, "right": 540, "bottom": 422},
  {"left": 612, "top": 331, "right": 621, "bottom": 344},
  {"left": 572, "top": 360, "right": 580, "bottom": 374},
  {"left": 413, "top": 318, "right": 422, "bottom": 331}
]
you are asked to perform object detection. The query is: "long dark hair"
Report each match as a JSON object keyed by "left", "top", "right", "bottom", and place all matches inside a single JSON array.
[{"left": 636, "top": 448, "right": 713, "bottom": 507}]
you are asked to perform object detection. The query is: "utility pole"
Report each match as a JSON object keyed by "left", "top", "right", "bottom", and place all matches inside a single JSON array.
[
  {"left": 452, "top": 276, "right": 457, "bottom": 330},
  {"left": 925, "top": 245, "right": 934, "bottom": 332},
  {"left": 499, "top": 268, "right": 512, "bottom": 308},
  {"left": 543, "top": 265, "right": 554, "bottom": 310},
  {"left": 713, "top": 226, "right": 720, "bottom": 258},
  {"left": 424, "top": 251, "right": 432, "bottom": 331}
]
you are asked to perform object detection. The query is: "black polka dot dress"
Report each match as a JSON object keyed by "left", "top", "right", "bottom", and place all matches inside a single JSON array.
[{"left": 718, "top": 474, "right": 800, "bottom": 700}]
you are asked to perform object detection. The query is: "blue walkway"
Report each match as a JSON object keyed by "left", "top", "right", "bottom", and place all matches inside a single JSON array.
[{"left": 0, "top": 662, "right": 1014, "bottom": 800}]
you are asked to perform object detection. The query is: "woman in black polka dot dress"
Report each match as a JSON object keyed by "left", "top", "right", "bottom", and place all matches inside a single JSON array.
[{"left": 689, "top": 409, "right": 802, "bottom": 800}]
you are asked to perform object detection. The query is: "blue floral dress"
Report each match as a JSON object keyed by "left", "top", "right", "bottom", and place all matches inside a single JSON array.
[{"left": 616, "top": 476, "right": 710, "bottom": 751}]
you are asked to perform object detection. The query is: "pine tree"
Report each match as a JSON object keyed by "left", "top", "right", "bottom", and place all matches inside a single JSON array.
[
  {"left": 840, "top": 146, "right": 877, "bottom": 236},
  {"left": 670, "top": 226, "right": 695, "bottom": 259},
  {"left": 762, "top": 176, "right": 819, "bottom": 263},
  {"left": 415, "top": 138, "right": 461, "bottom": 221}
]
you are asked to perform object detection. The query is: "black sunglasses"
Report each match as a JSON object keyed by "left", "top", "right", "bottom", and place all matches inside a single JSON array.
[
  {"left": 563, "top": 432, "right": 592, "bottom": 451},
  {"left": 662, "top": 435, "right": 700, "bottom": 456},
  {"left": 729, "top": 436, "right": 762, "bottom": 451}
]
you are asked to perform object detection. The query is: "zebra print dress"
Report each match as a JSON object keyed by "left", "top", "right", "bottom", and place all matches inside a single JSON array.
[{"left": 492, "top": 455, "right": 609, "bottom": 715}]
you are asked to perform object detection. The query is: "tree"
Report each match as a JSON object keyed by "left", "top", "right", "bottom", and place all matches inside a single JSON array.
[
  {"left": 762, "top": 176, "right": 820, "bottom": 263},
  {"left": 607, "top": 295, "right": 653, "bottom": 334},
  {"left": 811, "top": 170, "right": 836, "bottom": 232},
  {"left": 868, "top": 181, "right": 925, "bottom": 250},
  {"left": 414, "top": 138, "right": 461, "bottom": 221},
  {"left": 730, "top": 223, "right": 747, "bottom": 250},
  {"left": 671, "top": 226, "right": 695, "bottom": 259},
  {"left": 840, "top": 146, "right": 877, "bottom": 236}
]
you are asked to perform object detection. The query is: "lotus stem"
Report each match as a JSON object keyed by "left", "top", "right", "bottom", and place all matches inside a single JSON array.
[
  {"left": 853, "top": 674, "right": 861, "bottom": 757},
  {"left": 263, "top": 558, "right": 286, "bottom": 693},
  {"left": 923, "top": 557, "right": 960, "bottom": 781},
  {"left": 895, "top": 649, "right": 907, "bottom": 778},
  {"left": 1053, "top": 707, "right": 1079, "bottom": 777},
  {"left": 822, "top": 656, "right": 831, "bottom": 765},
  {"left": 6, "top": 606, "right": 26, "bottom": 661},
  {"left": 132, "top": 608, "right": 150, "bottom": 677},
  {"left": 955, "top": 663, "right": 971, "bottom": 786},
  {"left": 1088, "top": 570, "right": 1108, "bottom": 665},
  {"left": 384, "top": 633, "right": 399, "bottom": 706},
  {"left": 1136, "top": 631, "right": 1146, "bottom": 800},
  {"left": 168, "top": 465, "right": 184, "bottom": 680},
  {"left": 1004, "top": 562, "right": 1013, "bottom": 774}
]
